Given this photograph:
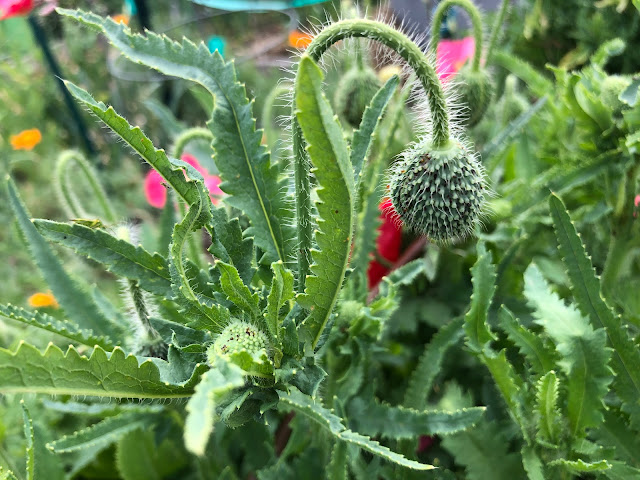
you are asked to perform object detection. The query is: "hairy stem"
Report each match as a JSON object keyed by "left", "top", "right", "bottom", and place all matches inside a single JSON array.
[
  {"left": 292, "top": 19, "right": 451, "bottom": 291},
  {"left": 485, "top": 0, "right": 509, "bottom": 64},
  {"left": 54, "top": 150, "right": 117, "bottom": 223},
  {"left": 172, "top": 127, "right": 214, "bottom": 159},
  {"left": 261, "top": 83, "right": 291, "bottom": 149},
  {"left": 602, "top": 159, "right": 639, "bottom": 293},
  {"left": 431, "top": 0, "right": 484, "bottom": 71}
]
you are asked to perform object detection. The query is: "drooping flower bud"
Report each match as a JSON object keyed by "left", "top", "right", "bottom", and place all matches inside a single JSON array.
[
  {"left": 334, "top": 65, "right": 381, "bottom": 128},
  {"left": 455, "top": 66, "right": 493, "bottom": 127},
  {"left": 498, "top": 74, "right": 529, "bottom": 124},
  {"left": 388, "top": 138, "right": 486, "bottom": 242}
]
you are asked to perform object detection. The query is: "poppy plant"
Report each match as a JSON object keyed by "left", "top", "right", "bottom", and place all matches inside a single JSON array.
[{"left": 144, "top": 153, "right": 223, "bottom": 208}]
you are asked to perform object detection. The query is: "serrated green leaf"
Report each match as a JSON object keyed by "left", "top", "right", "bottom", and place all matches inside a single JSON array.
[
  {"left": 441, "top": 420, "right": 526, "bottom": 480},
  {"left": 21, "top": 403, "right": 34, "bottom": 480},
  {"left": 348, "top": 398, "right": 485, "bottom": 439},
  {"left": 208, "top": 207, "right": 255, "bottom": 286},
  {"left": 535, "top": 371, "right": 561, "bottom": 444},
  {"left": 169, "top": 184, "right": 229, "bottom": 332},
  {"left": 326, "top": 441, "right": 348, "bottom": 480},
  {"left": 116, "top": 429, "right": 161, "bottom": 480},
  {"left": 265, "top": 261, "right": 294, "bottom": 341},
  {"left": 6, "top": 177, "right": 120, "bottom": 339},
  {"left": 59, "top": 9, "right": 294, "bottom": 265},
  {"left": 294, "top": 56, "right": 355, "bottom": 349},
  {"left": 0, "top": 304, "right": 114, "bottom": 350},
  {"left": 403, "top": 317, "right": 464, "bottom": 410},
  {"left": 184, "top": 361, "right": 245, "bottom": 456},
  {"left": 227, "top": 350, "right": 274, "bottom": 378},
  {"left": 602, "top": 462, "right": 640, "bottom": 480},
  {"left": 278, "top": 388, "right": 434, "bottom": 470},
  {"left": 351, "top": 75, "right": 399, "bottom": 182},
  {"left": 498, "top": 306, "right": 555, "bottom": 375},
  {"left": 549, "top": 458, "right": 611, "bottom": 473},
  {"left": 62, "top": 81, "right": 209, "bottom": 223},
  {"left": 217, "top": 261, "right": 260, "bottom": 319},
  {"left": 48, "top": 410, "right": 151, "bottom": 454},
  {"left": 524, "top": 264, "right": 613, "bottom": 436},
  {"left": 549, "top": 193, "right": 640, "bottom": 418},
  {"left": 521, "top": 445, "right": 545, "bottom": 480},
  {"left": 464, "top": 242, "right": 497, "bottom": 353},
  {"left": 34, "top": 219, "right": 172, "bottom": 297},
  {"left": 482, "top": 349, "right": 525, "bottom": 428},
  {"left": 0, "top": 470, "right": 18, "bottom": 480},
  {"left": 0, "top": 342, "right": 206, "bottom": 398},
  {"left": 596, "top": 408, "right": 640, "bottom": 467}
]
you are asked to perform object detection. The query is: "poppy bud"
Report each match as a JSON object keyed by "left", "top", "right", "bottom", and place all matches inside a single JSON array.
[
  {"left": 456, "top": 66, "right": 493, "bottom": 127},
  {"left": 334, "top": 65, "right": 381, "bottom": 128},
  {"left": 389, "top": 138, "right": 486, "bottom": 242},
  {"left": 208, "top": 320, "right": 269, "bottom": 365}
]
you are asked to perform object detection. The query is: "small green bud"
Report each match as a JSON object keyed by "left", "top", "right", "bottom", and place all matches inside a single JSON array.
[
  {"left": 498, "top": 75, "right": 529, "bottom": 124},
  {"left": 600, "top": 74, "right": 632, "bottom": 117},
  {"left": 389, "top": 139, "right": 486, "bottom": 242},
  {"left": 208, "top": 320, "right": 269, "bottom": 365},
  {"left": 334, "top": 65, "right": 381, "bottom": 128},
  {"left": 456, "top": 67, "right": 493, "bottom": 127}
]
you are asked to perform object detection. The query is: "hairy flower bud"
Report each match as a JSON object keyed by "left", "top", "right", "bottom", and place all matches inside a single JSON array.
[
  {"left": 600, "top": 74, "right": 632, "bottom": 118},
  {"left": 456, "top": 66, "right": 493, "bottom": 127},
  {"left": 498, "top": 74, "right": 529, "bottom": 124},
  {"left": 334, "top": 65, "right": 381, "bottom": 128},
  {"left": 208, "top": 321, "right": 269, "bottom": 365},
  {"left": 389, "top": 139, "right": 486, "bottom": 241}
]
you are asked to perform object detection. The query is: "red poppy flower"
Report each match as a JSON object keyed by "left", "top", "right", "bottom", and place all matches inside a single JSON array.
[
  {"left": 436, "top": 37, "right": 475, "bottom": 81},
  {"left": 0, "top": 0, "right": 32, "bottom": 19},
  {"left": 144, "top": 153, "right": 224, "bottom": 208},
  {"left": 367, "top": 199, "right": 403, "bottom": 288}
]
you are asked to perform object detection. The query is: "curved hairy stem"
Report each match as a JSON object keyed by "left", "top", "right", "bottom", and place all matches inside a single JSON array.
[
  {"left": 485, "top": 0, "right": 509, "bottom": 64},
  {"left": 54, "top": 150, "right": 117, "bottom": 223},
  {"left": 292, "top": 18, "right": 451, "bottom": 290},
  {"left": 261, "top": 83, "right": 291, "bottom": 149},
  {"left": 431, "top": 0, "right": 484, "bottom": 71},
  {"left": 172, "top": 127, "right": 214, "bottom": 159}
]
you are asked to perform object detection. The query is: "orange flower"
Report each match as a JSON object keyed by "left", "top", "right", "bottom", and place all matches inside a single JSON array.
[
  {"left": 10, "top": 128, "right": 42, "bottom": 151},
  {"left": 28, "top": 292, "right": 58, "bottom": 309},
  {"left": 111, "top": 13, "right": 129, "bottom": 25},
  {"left": 288, "top": 30, "right": 313, "bottom": 49}
]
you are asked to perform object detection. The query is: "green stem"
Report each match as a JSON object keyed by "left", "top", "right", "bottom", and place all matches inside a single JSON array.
[
  {"left": 292, "top": 19, "right": 451, "bottom": 291},
  {"left": 431, "top": 0, "right": 484, "bottom": 71},
  {"left": 127, "top": 279, "right": 162, "bottom": 343},
  {"left": 261, "top": 84, "right": 291, "bottom": 149},
  {"left": 602, "top": 159, "right": 639, "bottom": 293},
  {"left": 172, "top": 127, "right": 214, "bottom": 159},
  {"left": 485, "top": 0, "right": 509, "bottom": 64},
  {"left": 54, "top": 151, "right": 117, "bottom": 223}
]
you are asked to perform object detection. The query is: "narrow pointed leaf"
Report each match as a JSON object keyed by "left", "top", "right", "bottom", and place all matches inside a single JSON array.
[
  {"left": 265, "top": 261, "right": 295, "bottom": 341},
  {"left": 403, "top": 317, "right": 464, "bottom": 409},
  {"left": 535, "top": 371, "right": 561, "bottom": 444},
  {"left": 21, "top": 403, "right": 34, "bottom": 480},
  {"left": 326, "top": 441, "right": 348, "bottom": 480},
  {"left": 464, "top": 242, "right": 497, "bottom": 353},
  {"left": 278, "top": 388, "right": 434, "bottom": 470},
  {"left": 0, "top": 304, "right": 114, "bottom": 350},
  {"left": 295, "top": 55, "right": 355, "bottom": 349},
  {"left": 217, "top": 261, "right": 260, "bottom": 319},
  {"left": 351, "top": 75, "right": 399, "bottom": 182},
  {"left": 7, "top": 177, "right": 119, "bottom": 338},
  {"left": 34, "top": 219, "right": 172, "bottom": 297},
  {"left": 184, "top": 361, "right": 245, "bottom": 456}
]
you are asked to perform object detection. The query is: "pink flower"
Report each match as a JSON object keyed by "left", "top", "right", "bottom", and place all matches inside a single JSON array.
[
  {"left": 436, "top": 37, "right": 475, "bottom": 81},
  {"left": 0, "top": 0, "right": 33, "bottom": 19},
  {"left": 144, "top": 153, "right": 224, "bottom": 208}
]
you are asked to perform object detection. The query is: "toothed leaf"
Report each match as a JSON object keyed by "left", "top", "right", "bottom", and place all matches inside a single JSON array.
[
  {"left": 217, "top": 261, "right": 260, "bottom": 319},
  {"left": 464, "top": 242, "right": 497, "bottom": 353},
  {"left": 535, "top": 371, "right": 561, "bottom": 444},
  {"left": 33, "top": 219, "right": 172, "bottom": 297},
  {"left": 549, "top": 458, "right": 611, "bottom": 473},
  {"left": 184, "top": 360, "right": 245, "bottom": 456},
  {"left": 21, "top": 403, "right": 34, "bottom": 480},
  {"left": 278, "top": 388, "right": 434, "bottom": 470},
  {"left": 549, "top": 193, "right": 640, "bottom": 417},
  {"left": 265, "top": 261, "right": 295, "bottom": 342},
  {"left": 347, "top": 398, "right": 485, "bottom": 439},
  {"left": 0, "top": 304, "right": 114, "bottom": 350},
  {"left": 326, "top": 441, "right": 348, "bottom": 480},
  {"left": 58, "top": 9, "right": 294, "bottom": 265},
  {"left": 7, "top": 177, "right": 120, "bottom": 339},
  {"left": 524, "top": 264, "right": 613, "bottom": 435},
  {"left": 295, "top": 56, "right": 355, "bottom": 349},
  {"left": 0, "top": 343, "right": 206, "bottom": 398}
]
